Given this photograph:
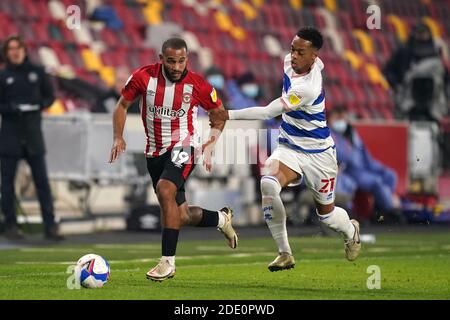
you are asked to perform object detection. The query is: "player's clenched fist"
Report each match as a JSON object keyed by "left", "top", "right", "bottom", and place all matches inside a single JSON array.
[
  {"left": 210, "top": 107, "right": 229, "bottom": 123},
  {"left": 109, "top": 137, "right": 126, "bottom": 163}
]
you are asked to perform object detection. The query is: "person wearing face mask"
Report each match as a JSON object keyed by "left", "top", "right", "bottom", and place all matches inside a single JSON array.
[
  {"left": 204, "top": 66, "right": 229, "bottom": 108},
  {"left": 93, "top": 66, "right": 140, "bottom": 114},
  {"left": 226, "top": 71, "right": 262, "bottom": 110},
  {"left": 328, "top": 106, "right": 401, "bottom": 223}
]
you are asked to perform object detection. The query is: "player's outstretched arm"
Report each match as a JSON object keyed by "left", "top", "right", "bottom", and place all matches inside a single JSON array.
[
  {"left": 230, "top": 98, "right": 286, "bottom": 120},
  {"left": 202, "top": 104, "right": 227, "bottom": 172},
  {"left": 109, "top": 96, "right": 133, "bottom": 163}
]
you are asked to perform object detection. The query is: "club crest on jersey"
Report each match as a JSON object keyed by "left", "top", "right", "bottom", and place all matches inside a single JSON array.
[
  {"left": 210, "top": 88, "right": 217, "bottom": 103},
  {"left": 288, "top": 93, "right": 301, "bottom": 106},
  {"left": 28, "top": 72, "right": 39, "bottom": 82},
  {"left": 182, "top": 93, "right": 192, "bottom": 104}
]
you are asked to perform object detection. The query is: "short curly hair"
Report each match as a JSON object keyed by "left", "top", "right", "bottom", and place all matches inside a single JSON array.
[{"left": 296, "top": 27, "right": 323, "bottom": 50}]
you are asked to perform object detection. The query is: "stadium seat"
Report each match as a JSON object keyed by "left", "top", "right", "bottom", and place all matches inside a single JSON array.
[
  {"left": 263, "top": 34, "right": 283, "bottom": 58},
  {"left": 38, "top": 46, "right": 61, "bottom": 71},
  {"left": 2, "top": 0, "right": 447, "bottom": 123},
  {"left": 288, "top": 0, "right": 302, "bottom": 10},
  {"left": 387, "top": 15, "right": 409, "bottom": 43},
  {"left": 48, "top": 0, "right": 66, "bottom": 20},
  {"left": 0, "top": 13, "right": 19, "bottom": 38},
  {"left": 352, "top": 30, "right": 375, "bottom": 56},
  {"left": 99, "top": 65, "right": 115, "bottom": 87},
  {"left": 142, "top": 0, "right": 163, "bottom": 25},
  {"left": 73, "top": 22, "right": 94, "bottom": 45},
  {"left": 422, "top": 16, "right": 443, "bottom": 38},
  {"left": 80, "top": 48, "right": 103, "bottom": 71}
]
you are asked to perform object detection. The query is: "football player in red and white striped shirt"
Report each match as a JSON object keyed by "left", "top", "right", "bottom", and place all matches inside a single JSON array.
[{"left": 109, "top": 38, "right": 238, "bottom": 281}]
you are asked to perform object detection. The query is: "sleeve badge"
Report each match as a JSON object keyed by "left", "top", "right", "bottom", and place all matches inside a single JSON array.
[
  {"left": 210, "top": 88, "right": 218, "bottom": 103},
  {"left": 288, "top": 93, "right": 301, "bottom": 106}
]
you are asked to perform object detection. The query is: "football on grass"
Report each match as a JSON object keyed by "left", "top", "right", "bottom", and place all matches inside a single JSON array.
[{"left": 76, "top": 254, "right": 110, "bottom": 288}]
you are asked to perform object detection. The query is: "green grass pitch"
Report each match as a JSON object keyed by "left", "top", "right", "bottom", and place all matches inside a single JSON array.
[{"left": 0, "top": 231, "right": 449, "bottom": 300}]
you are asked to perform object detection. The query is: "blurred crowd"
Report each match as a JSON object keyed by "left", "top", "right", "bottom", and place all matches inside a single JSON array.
[{"left": 1, "top": 2, "right": 449, "bottom": 228}]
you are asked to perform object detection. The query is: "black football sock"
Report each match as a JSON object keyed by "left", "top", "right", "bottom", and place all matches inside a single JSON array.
[
  {"left": 161, "top": 228, "right": 179, "bottom": 256},
  {"left": 197, "top": 209, "right": 219, "bottom": 227}
]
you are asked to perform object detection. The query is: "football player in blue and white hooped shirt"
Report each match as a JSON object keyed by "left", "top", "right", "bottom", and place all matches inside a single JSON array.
[{"left": 212, "top": 27, "right": 361, "bottom": 270}]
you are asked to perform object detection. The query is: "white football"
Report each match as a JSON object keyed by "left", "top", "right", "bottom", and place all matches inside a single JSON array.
[{"left": 75, "top": 254, "right": 110, "bottom": 288}]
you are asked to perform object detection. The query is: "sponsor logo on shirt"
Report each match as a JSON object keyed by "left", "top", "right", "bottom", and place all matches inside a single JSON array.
[{"left": 149, "top": 105, "right": 186, "bottom": 119}]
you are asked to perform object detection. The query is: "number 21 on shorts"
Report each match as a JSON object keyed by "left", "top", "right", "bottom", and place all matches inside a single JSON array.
[{"left": 319, "top": 178, "right": 335, "bottom": 193}]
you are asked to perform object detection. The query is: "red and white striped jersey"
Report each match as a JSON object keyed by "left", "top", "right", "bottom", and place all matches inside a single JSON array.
[{"left": 121, "top": 63, "right": 221, "bottom": 158}]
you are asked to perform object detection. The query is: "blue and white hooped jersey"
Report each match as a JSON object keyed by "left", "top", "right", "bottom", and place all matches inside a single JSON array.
[{"left": 278, "top": 54, "right": 335, "bottom": 153}]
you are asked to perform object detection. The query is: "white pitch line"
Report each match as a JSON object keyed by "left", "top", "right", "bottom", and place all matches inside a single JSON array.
[
  {"left": 15, "top": 261, "right": 78, "bottom": 265},
  {"left": 13, "top": 252, "right": 448, "bottom": 267},
  {"left": 7, "top": 253, "right": 448, "bottom": 279},
  {"left": 0, "top": 268, "right": 140, "bottom": 279},
  {"left": 195, "top": 246, "right": 270, "bottom": 252},
  {"left": 93, "top": 244, "right": 161, "bottom": 250},
  {"left": 13, "top": 252, "right": 277, "bottom": 265},
  {"left": 19, "top": 248, "right": 93, "bottom": 253}
]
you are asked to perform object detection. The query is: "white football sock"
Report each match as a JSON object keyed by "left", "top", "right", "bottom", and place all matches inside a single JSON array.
[
  {"left": 217, "top": 210, "right": 226, "bottom": 228},
  {"left": 317, "top": 206, "right": 355, "bottom": 240},
  {"left": 162, "top": 255, "right": 175, "bottom": 266},
  {"left": 261, "top": 176, "right": 292, "bottom": 254}
]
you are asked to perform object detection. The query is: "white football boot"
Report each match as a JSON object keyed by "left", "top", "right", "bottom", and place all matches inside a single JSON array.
[
  {"left": 218, "top": 207, "right": 238, "bottom": 249},
  {"left": 146, "top": 258, "right": 176, "bottom": 282},
  {"left": 345, "top": 219, "right": 361, "bottom": 261},
  {"left": 268, "top": 252, "right": 296, "bottom": 272}
]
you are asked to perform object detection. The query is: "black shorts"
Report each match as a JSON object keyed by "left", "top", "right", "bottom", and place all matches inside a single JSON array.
[{"left": 146, "top": 146, "right": 197, "bottom": 206}]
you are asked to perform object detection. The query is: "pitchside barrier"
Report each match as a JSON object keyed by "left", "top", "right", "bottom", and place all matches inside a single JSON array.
[
  {"left": 43, "top": 112, "right": 137, "bottom": 182},
  {"left": 353, "top": 120, "right": 440, "bottom": 195},
  {"left": 38, "top": 113, "right": 435, "bottom": 226},
  {"left": 42, "top": 113, "right": 263, "bottom": 183}
]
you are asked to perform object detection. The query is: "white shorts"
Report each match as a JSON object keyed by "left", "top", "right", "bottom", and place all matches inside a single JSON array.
[{"left": 264, "top": 144, "right": 338, "bottom": 205}]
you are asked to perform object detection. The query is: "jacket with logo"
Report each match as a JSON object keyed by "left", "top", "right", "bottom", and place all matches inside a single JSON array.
[{"left": 0, "top": 60, "right": 55, "bottom": 156}]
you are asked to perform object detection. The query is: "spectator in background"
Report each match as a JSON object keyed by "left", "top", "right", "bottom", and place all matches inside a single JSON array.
[
  {"left": 204, "top": 66, "right": 229, "bottom": 107},
  {"left": 0, "top": 36, "right": 63, "bottom": 240},
  {"left": 89, "top": 4, "right": 123, "bottom": 30},
  {"left": 226, "top": 71, "right": 263, "bottom": 109},
  {"left": 55, "top": 70, "right": 102, "bottom": 110},
  {"left": 328, "top": 106, "right": 404, "bottom": 223},
  {"left": 93, "top": 66, "right": 139, "bottom": 114},
  {"left": 383, "top": 22, "right": 449, "bottom": 122}
]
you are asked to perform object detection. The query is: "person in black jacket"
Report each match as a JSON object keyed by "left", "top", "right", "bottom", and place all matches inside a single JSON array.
[
  {"left": 0, "top": 35, "right": 63, "bottom": 240},
  {"left": 383, "top": 22, "right": 449, "bottom": 121}
]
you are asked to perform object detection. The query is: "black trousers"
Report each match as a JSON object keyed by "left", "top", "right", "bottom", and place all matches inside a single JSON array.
[{"left": 0, "top": 154, "right": 55, "bottom": 229}]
